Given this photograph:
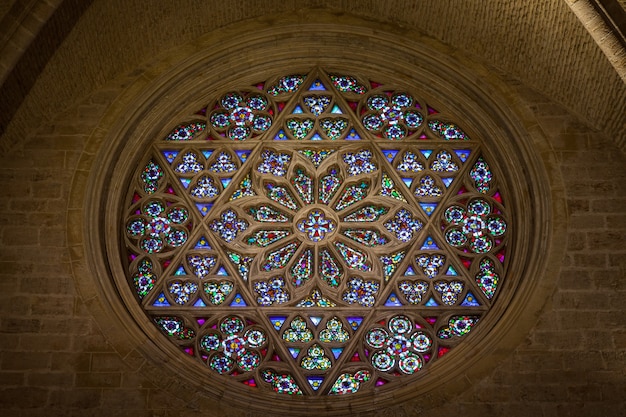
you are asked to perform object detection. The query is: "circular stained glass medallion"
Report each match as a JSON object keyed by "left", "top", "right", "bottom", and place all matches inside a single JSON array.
[{"left": 121, "top": 69, "right": 510, "bottom": 397}]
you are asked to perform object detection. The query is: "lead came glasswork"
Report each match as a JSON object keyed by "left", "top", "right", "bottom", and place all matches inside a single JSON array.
[{"left": 121, "top": 68, "right": 510, "bottom": 396}]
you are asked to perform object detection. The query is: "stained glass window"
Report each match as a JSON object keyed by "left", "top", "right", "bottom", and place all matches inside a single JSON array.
[{"left": 122, "top": 69, "right": 509, "bottom": 396}]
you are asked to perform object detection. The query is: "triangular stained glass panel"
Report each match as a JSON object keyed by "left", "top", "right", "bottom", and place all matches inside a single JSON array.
[
  {"left": 229, "top": 293, "right": 247, "bottom": 307},
  {"left": 235, "top": 150, "right": 251, "bottom": 163},
  {"left": 401, "top": 178, "right": 413, "bottom": 188},
  {"left": 180, "top": 178, "right": 191, "bottom": 189},
  {"left": 307, "top": 376, "right": 324, "bottom": 391},
  {"left": 345, "top": 129, "right": 361, "bottom": 140},
  {"left": 346, "top": 317, "right": 363, "bottom": 331},
  {"left": 420, "top": 150, "right": 433, "bottom": 159},
  {"left": 193, "top": 298, "right": 207, "bottom": 307},
  {"left": 292, "top": 105, "right": 304, "bottom": 114},
  {"left": 420, "top": 235, "right": 440, "bottom": 250},
  {"left": 419, "top": 202, "right": 438, "bottom": 217},
  {"left": 289, "top": 347, "right": 301, "bottom": 359},
  {"left": 201, "top": 150, "right": 213, "bottom": 160},
  {"left": 454, "top": 149, "right": 471, "bottom": 162},
  {"left": 442, "top": 177, "right": 454, "bottom": 188},
  {"left": 274, "top": 129, "right": 288, "bottom": 140},
  {"left": 153, "top": 292, "right": 170, "bottom": 307},
  {"left": 195, "top": 236, "right": 212, "bottom": 249},
  {"left": 385, "top": 292, "right": 403, "bottom": 307},
  {"left": 461, "top": 292, "right": 480, "bottom": 307},
  {"left": 309, "top": 316, "right": 323, "bottom": 327},
  {"left": 220, "top": 178, "right": 232, "bottom": 189},
  {"left": 269, "top": 316, "right": 287, "bottom": 331},
  {"left": 331, "top": 348, "right": 344, "bottom": 359},
  {"left": 331, "top": 105, "right": 343, "bottom": 114},
  {"left": 162, "top": 150, "right": 178, "bottom": 163},
  {"left": 403, "top": 266, "right": 416, "bottom": 276},
  {"left": 216, "top": 266, "right": 229, "bottom": 276},
  {"left": 174, "top": 265, "right": 186, "bottom": 276},
  {"left": 445, "top": 265, "right": 458, "bottom": 276},
  {"left": 425, "top": 297, "right": 439, "bottom": 307},
  {"left": 383, "top": 150, "right": 399, "bottom": 163},
  {"left": 195, "top": 203, "right": 213, "bottom": 217},
  {"left": 309, "top": 79, "right": 327, "bottom": 90},
  {"left": 310, "top": 133, "right": 323, "bottom": 141}
]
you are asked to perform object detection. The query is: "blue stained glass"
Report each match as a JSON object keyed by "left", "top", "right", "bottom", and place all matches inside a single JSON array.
[
  {"left": 308, "top": 79, "right": 327, "bottom": 90},
  {"left": 345, "top": 129, "right": 361, "bottom": 140},
  {"left": 307, "top": 376, "right": 324, "bottom": 391},
  {"left": 461, "top": 292, "right": 480, "bottom": 306},
  {"left": 420, "top": 235, "right": 440, "bottom": 250},
  {"left": 420, "top": 149, "right": 433, "bottom": 159},
  {"left": 229, "top": 293, "right": 248, "bottom": 307},
  {"left": 385, "top": 292, "right": 403, "bottom": 306},
  {"left": 195, "top": 203, "right": 213, "bottom": 217},
  {"left": 235, "top": 149, "right": 251, "bottom": 162},
  {"left": 153, "top": 292, "right": 170, "bottom": 307},
  {"left": 309, "top": 316, "right": 322, "bottom": 327},
  {"left": 162, "top": 150, "right": 178, "bottom": 163},
  {"left": 179, "top": 178, "right": 191, "bottom": 188},
  {"left": 383, "top": 150, "right": 399, "bottom": 163},
  {"left": 454, "top": 149, "right": 471, "bottom": 162},
  {"left": 274, "top": 129, "right": 288, "bottom": 140},
  {"left": 269, "top": 316, "right": 287, "bottom": 331},
  {"left": 331, "top": 347, "right": 343, "bottom": 359},
  {"left": 419, "top": 202, "right": 438, "bottom": 217},
  {"left": 220, "top": 178, "right": 231, "bottom": 188},
  {"left": 292, "top": 105, "right": 304, "bottom": 114},
  {"left": 346, "top": 317, "right": 363, "bottom": 331},
  {"left": 425, "top": 297, "right": 439, "bottom": 306}
]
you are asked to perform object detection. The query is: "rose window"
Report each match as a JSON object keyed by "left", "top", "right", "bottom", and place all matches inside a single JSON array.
[{"left": 122, "top": 69, "right": 509, "bottom": 396}]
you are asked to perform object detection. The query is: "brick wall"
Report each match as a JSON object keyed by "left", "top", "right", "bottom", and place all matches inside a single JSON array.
[{"left": 0, "top": 5, "right": 625, "bottom": 417}]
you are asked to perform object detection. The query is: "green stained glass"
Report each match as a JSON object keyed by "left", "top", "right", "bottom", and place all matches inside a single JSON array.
[
  {"left": 247, "top": 230, "right": 291, "bottom": 247},
  {"left": 291, "top": 168, "right": 313, "bottom": 204},
  {"left": 334, "top": 181, "right": 369, "bottom": 211},
  {"left": 286, "top": 118, "right": 314, "bottom": 139},
  {"left": 301, "top": 344, "right": 332, "bottom": 370},
  {"left": 290, "top": 248, "right": 313, "bottom": 287},
  {"left": 298, "top": 149, "right": 335, "bottom": 167},
  {"left": 319, "top": 248, "right": 342, "bottom": 287},
  {"left": 320, "top": 118, "right": 348, "bottom": 140},
  {"left": 379, "top": 173, "right": 406, "bottom": 202}
]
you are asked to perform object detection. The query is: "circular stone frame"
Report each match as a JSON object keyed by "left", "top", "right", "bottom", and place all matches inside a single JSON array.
[{"left": 71, "top": 13, "right": 566, "bottom": 417}]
